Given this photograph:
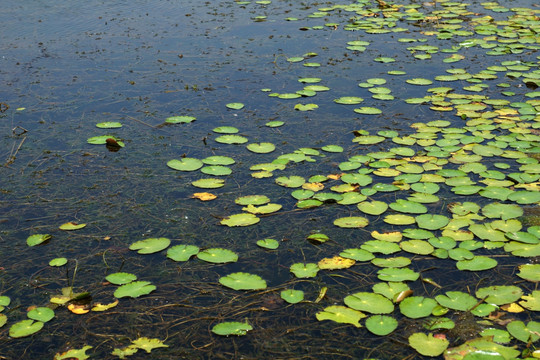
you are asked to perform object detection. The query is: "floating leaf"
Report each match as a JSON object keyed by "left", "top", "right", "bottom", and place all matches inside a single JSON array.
[
  {"left": 167, "top": 245, "right": 199, "bottom": 262},
  {"left": 378, "top": 268, "right": 419, "bottom": 282},
  {"left": 354, "top": 107, "right": 382, "bottom": 115},
  {"left": 400, "top": 296, "right": 438, "bottom": 319},
  {"left": 129, "top": 237, "right": 170, "bottom": 254},
  {"left": 235, "top": 195, "right": 270, "bottom": 205},
  {"left": 197, "top": 248, "right": 238, "bottom": 264},
  {"left": 59, "top": 222, "right": 86, "bottom": 231},
  {"left": 506, "top": 321, "right": 540, "bottom": 343},
  {"left": 318, "top": 256, "right": 355, "bottom": 270},
  {"left": 192, "top": 178, "right": 225, "bottom": 188},
  {"left": 26, "top": 234, "right": 51, "bottom": 247},
  {"left": 476, "top": 285, "right": 523, "bottom": 305},
  {"left": 219, "top": 272, "right": 267, "bottom": 290},
  {"left": 192, "top": 192, "right": 217, "bottom": 201},
  {"left": 344, "top": 292, "right": 394, "bottom": 314},
  {"left": 365, "top": 315, "right": 398, "bottom": 336},
  {"left": 202, "top": 156, "right": 235, "bottom": 165},
  {"left": 114, "top": 281, "right": 156, "bottom": 298},
  {"left": 456, "top": 256, "right": 498, "bottom": 271},
  {"left": 226, "top": 103, "right": 244, "bottom": 110},
  {"left": 165, "top": 116, "right": 195, "bottom": 124},
  {"left": 212, "top": 321, "right": 252, "bottom": 336},
  {"left": 517, "top": 264, "right": 540, "bottom": 282},
  {"left": 290, "top": 263, "right": 319, "bottom": 278},
  {"left": 201, "top": 165, "right": 232, "bottom": 176},
  {"left": 105, "top": 272, "right": 137, "bottom": 285},
  {"left": 9, "top": 319, "right": 43, "bottom": 338},
  {"left": 220, "top": 213, "right": 260, "bottom": 227},
  {"left": 54, "top": 345, "right": 93, "bottom": 360},
  {"left": 445, "top": 337, "right": 520, "bottom": 359},
  {"left": 49, "top": 257, "right": 67, "bottom": 267},
  {"left": 96, "top": 122, "right": 122, "bottom": 129},
  {"left": 256, "top": 238, "right": 279, "bottom": 250},
  {"left": 316, "top": 305, "right": 366, "bottom": 327},
  {"left": 213, "top": 126, "right": 238, "bottom": 134},
  {"left": 275, "top": 176, "right": 305, "bottom": 188},
  {"left": 435, "top": 291, "right": 477, "bottom": 311},
  {"left": 131, "top": 337, "right": 169, "bottom": 353},
  {"left": 408, "top": 333, "right": 448, "bottom": 357},
  {"left": 167, "top": 158, "right": 203, "bottom": 171},
  {"left": 215, "top": 135, "right": 248, "bottom": 144},
  {"left": 333, "top": 216, "right": 369, "bottom": 228},
  {"left": 415, "top": 214, "right": 449, "bottom": 230},
  {"left": 389, "top": 199, "right": 427, "bottom": 214},
  {"left": 520, "top": 290, "right": 540, "bottom": 311},
  {"left": 247, "top": 142, "right": 275, "bottom": 153},
  {"left": 87, "top": 135, "right": 124, "bottom": 147},
  {"left": 91, "top": 300, "right": 119, "bottom": 312},
  {"left": 280, "top": 289, "right": 304, "bottom": 304},
  {"left": 27, "top": 307, "right": 54, "bottom": 322}
]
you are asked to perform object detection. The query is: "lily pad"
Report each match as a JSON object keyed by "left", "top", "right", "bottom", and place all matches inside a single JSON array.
[
  {"left": 26, "top": 234, "right": 51, "bottom": 247},
  {"left": 408, "top": 332, "right": 448, "bottom": 357},
  {"left": 49, "top": 257, "right": 68, "bottom": 267},
  {"left": 333, "top": 216, "right": 369, "bottom": 228},
  {"left": 106, "top": 272, "right": 137, "bottom": 285},
  {"left": 365, "top": 315, "right": 398, "bottom": 336},
  {"left": 167, "top": 158, "right": 203, "bottom": 171},
  {"left": 192, "top": 178, "right": 225, "bottom": 189},
  {"left": 114, "top": 281, "right": 156, "bottom": 298},
  {"left": 226, "top": 103, "right": 244, "bottom": 110},
  {"left": 476, "top": 285, "right": 523, "bottom": 305},
  {"left": 129, "top": 237, "right": 171, "bottom": 254},
  {"left": 399, "top": 296, "right": 438, "bottom": 318},
  {"left": 219, "top": 272, "right": 267, "bottom": 290},
  {"left": 517, "top": 264, "right": 540, "bottom": 282},
  {"left": 215, "top": 135, "right": 248, "bottom": 144},
  {"left": 275, "top": 176, "right": 305, "bottom": 188},
  {"left": 9, "top": 319, "right": 43, "bottom": 338},
  {"left": 165, "top": 116, "right": 196, "bottom": 124},
  {"left": 344, "top": 292, "right": 394, "bottom": 314},
  {"left": 212, "top": 321, "right": 252, "bottom": 336},
  {"left": 27, "top": 307, "right": 55, "bottom": 323},
  {"left": 247, "top": 142, "right": 276, "bottom": 153},
  {"left": 280, "top": 289, "right": 304, "bottom": 304},
  {"left": 316, "top": 305, "right": 366, "bottom": 328},
  {"left": 290, "top": 263, "right": 319, "bottom": 278},
  {"left": 197, "top": 248, "right": 238, "bottom": 264},
  {"left": 59, "top": 222, "right": 87, "bottom": 231},
  {"left": 166, "top": 244, "right": 200, "bottom": 262},
  {"left": 220, "top": 213, "right": 260, "bottom": 227}
]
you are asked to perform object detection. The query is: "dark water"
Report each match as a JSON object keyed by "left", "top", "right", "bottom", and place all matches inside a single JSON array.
[{"left": 1, "top": 0, "right": 539, "bottom": 359}]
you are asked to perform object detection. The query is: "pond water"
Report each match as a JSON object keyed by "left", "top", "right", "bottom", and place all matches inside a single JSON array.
[{"left": 1, "top": 0, "right": 539, "bottom": 359}]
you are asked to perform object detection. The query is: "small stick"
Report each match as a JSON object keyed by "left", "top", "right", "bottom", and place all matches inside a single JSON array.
[{"left": 5, "top": 136, "right": 26, "bottom": 166}]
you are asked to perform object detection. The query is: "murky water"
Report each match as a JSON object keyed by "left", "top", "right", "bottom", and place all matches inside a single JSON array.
[{"left": 1, "top": 0, "right": 539, "bottom": 358}]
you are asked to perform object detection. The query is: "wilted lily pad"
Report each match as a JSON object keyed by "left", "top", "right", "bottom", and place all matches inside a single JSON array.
[
  {"left": 316, "top": 305, "right": 366, "bottom": 327},
  {"left": 318, "top": 256, "right": 355, "bottom": 270},
  {"left": 219, "top": 272, "right": 267, "bottom": 290},
  {"left": 54, "top": 345, "right": 93, "bottom": 360},
  {"left": 212, "top": 321, "right": 252, "bottom": 336},
  {"left": 129, "top": 237, "right": 170, "bottom": 254}
]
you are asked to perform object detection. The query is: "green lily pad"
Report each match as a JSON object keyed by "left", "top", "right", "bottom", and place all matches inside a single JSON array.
[
  {"left": 167, "top": 158, "right": 203, "bottom": 171},
  {"left": 27, "top": 307, "right": 54, "bottom": 323},
  {"left": 520, "top": 290, "right": 540, "bottom": 311},
  {"left": 517, "top": 264, "right": 540, "bottom": 282},
  {"left": 219, "top": 272, "right": 267, "bottom": 290},
  {"left": 106, "top": 272, "right": 137, "bottom": 285},
  {"left": 340, "top": 248, "right": 375, "bottom": 262},
  {"left": 165, "top": 115, "right": 196, "bottom": 124},
  {"left": 354, "top": 107, "right": 382, "bottom": 115},
  {"left": 316, "top": 305, "right": 366, "bottom": 328},
  {"left": 482, "top": 203, "right": 523, "bottom": 220},
  {"left": 415, "top": 214, "right": 450, "bottom": 230},
  {"left": 435, "top": 291, "right": 478, "bottom": 311},
  {"left": 456, "top": 256, "right": 498, "bottom": 271},
  {"left": 389, "top": 199, "right": 427, "bottom": 214},
  {"left": 384, "top": 214, "right": 416, "bottom": 225},
  {"left": 166, "top": 244, "right": 200, "bottom": 262},
  {"left": 243, "top": 203, "right": 282, "bottom": 214},
  {"left": 215, "top": 135, "right": 248, "bottom": 144},
  {"left": 399, "top": 296, "right": 438, "bottom": 318},
  {"left": 377, "top": 268, "right": 419, "bottom": 282},
  {"left": 406, "top": 78, "right": 433, "bottom": 86},
  {"left": 26, "top": 234, "right": 51, "bottom": 247},
  {"left": 294, "top": 103, "right": 318, "bottom": 111},
  {"left": 197, "top": 248, "right": 238, "bottom": 264},
  {"left": 212, "top": 321, "right": 252, "bottom": 336},
  {"left": 365, "top": 315, "right": 398, "bottom": 336},
  {"left": 408, "top": 332, "right": 449, "bottom": 357},
  {"left": 334, "top": 96, "right": 364, "bottom": 105},
  {"left": 96, "top": 121, "right": 122, "bottom": 128},
  {"left": 275, "top": 176, "right": 305, "bottom": 188},
  {"left": 129, "top": 237, "right": 170, "bottom": 254},
  {"left": 247, "top": 142, "right": 276, "bottom": 153},
  {"left": 213, "top": 126, "right": 239, "bottom": 134},
  {"left": 49, "top": 257, "right": 68, "bottom": 267},
  {"left": 371, "top": 257, "right": 411, "bottom": 268},
  {"left": 476, "top": 285, "right": 523, "bottom": 305},
  {"left": 192, "top": 178, "right": 225, "bottom": 189},
  {"left": 445, "top": 337, "right": 520, "bottom": 359},
  {"left": 59, "top": 222, "right": 86, "bottom": 231},
  {"left": 321, "top": 145, "right": 343, "bottom": 153},
  {"left": 280, "top": 289, "right": 304, "bottom": 304},
  {"left": 201, "top": 166, "right": 232, "bottom": 176},
  {"left": 344, "top": 292, "right": 394, "bottom": 314},
  {"left": 87, "top": 135, "right": 124, "bottom": 147},
  {"left": 226, "top": 103, "right": 244, "bottom": 110},
  {"left": 220, "top": 213, "right": 260, "bottom": 227},
  {"left": 290, "top": 263, "right": 319, "bottom": 278},
  {"left": 333, "top": 216, "right": 369, "bottom": 228},
  {"left": 202, "top": 156, "right": 235, "bottom": 165},
  {"left": 357, "top": 201, "right": 388, "bottom": 215},
  {"left": 400, "top": 240, "right": 434, "bottom": 255},
  {"left": 506, "top": 320, "right": 540, "bottom": 343},
  {"left": 9, "top": 320, "right": 43, "bottom": 338},
  {"left": 235, "top": 195, "right": 270, "bottom": 206},
  {"left": 114, "top": 281, "right": 156, "bottom": 298},
  {"left": 256, "top": 238, "right": 279, "bottom": 250},
  {"left": 372, "top": 282, "right": 410, "bottom": 301}
]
